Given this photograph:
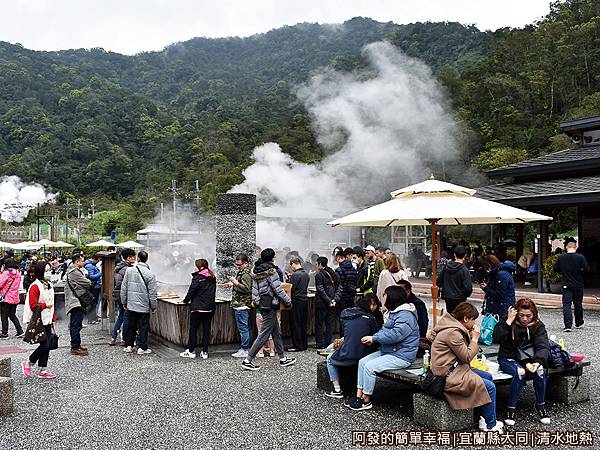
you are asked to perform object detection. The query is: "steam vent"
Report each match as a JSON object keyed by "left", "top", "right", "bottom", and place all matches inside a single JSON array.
[{"left": 215, "top": 193, "right": 256, "bottom": 286}]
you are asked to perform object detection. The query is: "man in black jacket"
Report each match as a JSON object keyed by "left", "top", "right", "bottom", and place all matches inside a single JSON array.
[
  {"left": 553, "top": 240, "right": 589, "bottom": 331},
  {"left": 436, "top": 245, "right": 473, "bottom": 314},
  {"left": 334, "top": 250, "right": 359, "bottom": 337},
  {"left": 314, "top": 256, "right": 338, "bottom": 351},
  {"left": 397, "top": 280, "right": 428, "bottom": 338},
  {"left": 288, "top": 256, "right": 310, "bottom": 352}
]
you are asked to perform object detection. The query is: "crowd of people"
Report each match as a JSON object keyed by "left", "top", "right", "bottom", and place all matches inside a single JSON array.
[{"left": 0, "top": 237, "right": 592, "bottom": 433}]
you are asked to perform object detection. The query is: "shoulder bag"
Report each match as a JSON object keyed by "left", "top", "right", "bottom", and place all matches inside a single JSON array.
[
  {"left": 419, "top": 361, "right": 458, "bottom": 399},
  {"left": 66, "top": 273, "right": 95, "bottom": 310}
]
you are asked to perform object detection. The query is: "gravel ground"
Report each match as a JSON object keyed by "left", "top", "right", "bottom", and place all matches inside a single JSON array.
[{"left": 0, "top": 304, "right": 598, "bottom": 450}]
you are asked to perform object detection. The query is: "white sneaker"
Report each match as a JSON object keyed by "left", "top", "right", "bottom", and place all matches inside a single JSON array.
[
  {"left": 231, "top": 349, "right": 248, "bottom": 358},
  {"left": 256, "top": 352, "right": 265, "bottom": 358},
  {"left": 137, "top": 348, "right": 152, "bottom": 355},
  {"left": 200, "top": 351, "right": 208, "bottom": 359},
  {"left": 180, "top": 350, "right": 196, "bottom": 359},
  {"left": 481, "top": 420, "right": 504, "bottom": 432},
  {"left": 123, "top": 346, "right": 133, "bottom": 353}
]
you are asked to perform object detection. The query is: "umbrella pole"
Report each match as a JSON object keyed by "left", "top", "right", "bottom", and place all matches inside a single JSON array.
[{"left": 428, "top": 219, "right": 440, "bottom": 327}]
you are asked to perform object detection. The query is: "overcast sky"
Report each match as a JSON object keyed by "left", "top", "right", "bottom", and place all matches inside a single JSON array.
[{"left": 1, "top": 0, "right": 551, "bottom": 55}]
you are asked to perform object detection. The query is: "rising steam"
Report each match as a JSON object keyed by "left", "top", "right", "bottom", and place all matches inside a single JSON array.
[{"left": 0, "top": 176, "right": 56, "bottom": 223}]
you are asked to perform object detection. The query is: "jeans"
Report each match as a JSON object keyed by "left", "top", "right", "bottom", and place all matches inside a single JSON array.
[
  {"left": 87, "top": 288, "right": 101, "bottom": 321},
  {"left": 315, "top": 307, "right": 335, "bottom": 348},
  {"left": 356, "top": 350, "right": 411, "bottom": 396},
  {"left": 188, "top": 311, "right": 213, "bottom": 353},
  {"left": 69, "top": 307, "right": 85, "bottom": 349},
  {"left": 111, "top": 302, "right": 129, "bottom": 339},
  {"left": 326, "top": 353, "right": 356, "bottom": 381},
  {"left": 248, "top": 309, "right": 284, "bottom": 360},
  {"left": 498, "top": 358, "right": 547, "bottom": 408},
  {"left": 30, "top": 324, "right": 52, "bottom": 368},
  {"left": 290, "top": 298, "right": 308, "bottom": 350},
  {"left": 561, "top": 287, "right": 584, "bottom": 329},
  {"left": 234, "top": 309, "right": 250, "bottom": 350},
  {"left": 0, "top": 302, "right": 23, "bottom": 335},
  {"left": 474, "top": 368, "right": 497, "bottom": 429},
  {"left": 126, "top": 310, "right": 150, "bottom": 351}
]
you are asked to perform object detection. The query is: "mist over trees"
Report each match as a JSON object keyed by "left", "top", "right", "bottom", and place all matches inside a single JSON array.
[{"left": 0, "top": 0, "right": 598, "bottom": 233}]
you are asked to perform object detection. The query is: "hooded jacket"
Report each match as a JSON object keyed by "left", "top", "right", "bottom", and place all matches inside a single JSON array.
[
  {"left": 84, "top": 259, "right": 102, "bottom": 290},
  {"left": 331, "top": 307, "right": 379, "bottom": 362},
  {"left": 0, "top": 268, "right": 20, "bottom": 305},
  {"left": 334, "top": 259, "right": 359, "bottom": 309},
  {"left": 112, "top": 260, "right": 132, "bottom": 303},
  {"left": 120, "top": 263, "right": 158, "bottom": 313},
  {"left": 483, "top": 261, "right": 516, "bottom": 317},
  {"left": 183, "top": 269, "right": 217, "bottom": 312},
  {"left": 251, "top": 260, "right": 291, "bottom": 310},
  {"left": 493, "top": 319, "right": 549, "bottom": 366},
  {"left": 372, "top": 303, "right": 419, "bottom": 362},
  {"left": 430, "top": 314, "right": 491, "bottom": 410},
  {"left": 437, "top": 261, "right": 473, "bottom": 301}
]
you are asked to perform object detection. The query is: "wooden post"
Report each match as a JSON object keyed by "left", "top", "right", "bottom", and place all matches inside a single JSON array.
[
  {"left": 428, "top": 219, "right": 441, "bottom": 326},
  {"left": 98, "top": 251, "right": 116, "bottom": 329}
]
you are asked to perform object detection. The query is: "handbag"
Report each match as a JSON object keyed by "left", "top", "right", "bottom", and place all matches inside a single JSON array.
[
  {"left": 0, "top": 276, "right": 16, "bottom": 303},
  {"left": 66, "top": 273, "right": 95, "bottom": 310},
  {"left": 517, "top": 342, "right": 536, "bottom": 361},
  {"left": 23, "top": 306, "right": 47, "bottom": 345},
  {"left": 48, "top": 325, "right": 59, "bottom": 350},
  {"left": 479, "top": 314, "right": 499, "bottom": 346},
  {"left": 419, "top": 362, "right": 458, "bottom": 399}
]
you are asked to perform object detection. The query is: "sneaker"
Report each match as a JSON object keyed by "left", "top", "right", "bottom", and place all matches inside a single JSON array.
[
  {"left": 123, "top": 346, "right": 133, "bottom": 353},
  {"left": 256, "top": 352, "right": 265, "bottom": 358},
  {"left": 536, "top": 404, "right": 551, "bottom": 425},
  {"left": 200, "top": 351, "right": 208, "bottom": 359},
  {"left": 231, "top": 349, "right": 248, "bottom": 358},
  {"left": 81, "top": 322, "right": 88, "bottom": 328},
  {"left": 347, "top": 397, "right": 373, "bottom": 411},
  {"left": 79, "top": 346, "right": 88, "bottom": 352},
  {"left": 70, "top": 348, "right": 88, "bottom": 356},
  {"left": 15, "top": 332, "right": 25, "bottom": 339},
  {"left": 21, "top": 360, "right": 31, "bottom": 378},
  {"left": 325, "top": 390, "right": 344, "bottom": 399},
  {"left": 563, "top": 328, "right": 572, "bottom": 333},
  {"left": 269, "top": 351, "right": 275, "bottom": 357},
  {"left": 242, "top": 360, "right": 260, "bottom": 371},
  {"left": 0, "top": 333, "right": 8, "bottom": 340},
  {"left": 504, "top": 409, "right": 516, "bottom": 426},
  {"left": 180, "top": 350, "right": 196, "bottom": 359},
  {"left": 480, "top": 420, "right": 504, "bottom": 432},
  {"left": 279, "top": 357, "right": 296, "bottom": 367},
  {"left": 576, "top": 324, "right": 584, "bottom": 329},
  {"left": 37, "top": 370, "right": 58, "bottom": 379},
  {"left": 137, "top": 348, "right": 152, "bottom": 355}
]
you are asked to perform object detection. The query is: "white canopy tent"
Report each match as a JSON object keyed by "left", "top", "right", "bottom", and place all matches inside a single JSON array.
[
  {"left": 11, "top": 241, "right": 40, "bottom": 251},
  {"left": 170, "top": 239, "right": 198, "bottom": 247},
  {"left": 85, "top": 239, "right": 115, "bottom": 247},
  {"left": 34, "top": 239, "right": 56, "bottom": 247},
  {"left": 53, "top": 241, "right": 75, "bottom": 248},
  {"left": 116, "top": 240, "right": 144, "bottom": 249},
  {"left": 328, "top": 177, "right": 553, "bottom": 325},
  {"left": 0, "top": 241, "right": 14, "bottom": 249}
]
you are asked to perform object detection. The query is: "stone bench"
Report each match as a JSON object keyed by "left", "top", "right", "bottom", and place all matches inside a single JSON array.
[
  {"left": 0, "top": 357, "right": 10, "bottom": 377},
  {"left": 0, "top": 376, "right": 13, "bottom": 416}
]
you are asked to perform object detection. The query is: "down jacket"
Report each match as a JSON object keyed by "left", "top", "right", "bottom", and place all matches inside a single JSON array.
[
  {"left": 372, "top": 303, "right": 419, "bottom": 362},
  {"left": 251, "top": 260, "right": 291, "bottom": 310},
  {"left": 120, "top": 263, "right": 158, "bottom": 313},
  {"left": 0, "top": 268, "right": 21, "bottom": 305},
  {"left": 483, "top": 261, "right": 516, "bottom": 317},
  {"left": 84, "top": 259, "right": 102, "bottom": 290},
  {"left": 183, "top": 269, "right": 216, "bottom": 312},
  {"left": 493, "top": 319, "right": 550, "bottom": 367}
]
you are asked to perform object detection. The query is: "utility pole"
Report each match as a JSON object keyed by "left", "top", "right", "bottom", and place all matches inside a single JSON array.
[
  {"left": 77, "top": 199, "right": 82, "bottom": 246},
  {"left": 160, "top": 203, "right": 164, "bottom": 222},
  {"left": 91, "top": 199, "right": 96, "bottom": 219},
  {"left": 65, "top": 199, "right": 70, "bottom": 241},
  {"left": 171, "top": 180, "right": 178, "bottom": 240},
  {"left": 36, "top": 203, "right": 41, "bottom": 241}
]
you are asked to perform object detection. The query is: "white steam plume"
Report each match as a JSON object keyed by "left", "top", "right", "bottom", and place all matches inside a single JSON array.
[
  {"left": 231, "top": 41, "right": 461, "bottom": 249},
  {"left": 0, "top": 176, "right": 56, "bottom": 223}
]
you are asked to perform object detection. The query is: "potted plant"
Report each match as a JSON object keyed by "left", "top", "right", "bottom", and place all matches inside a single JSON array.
[{"left": 543, "top": 254, "right": 562, "bottom": 294}]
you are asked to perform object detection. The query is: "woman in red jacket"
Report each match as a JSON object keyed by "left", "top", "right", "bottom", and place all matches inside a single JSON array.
[
  {"left": 0, "top": 258, "right": 23, "bottom": 338},
  {"left": 21, "top": 261, "right": 57, "bottom": 379}
]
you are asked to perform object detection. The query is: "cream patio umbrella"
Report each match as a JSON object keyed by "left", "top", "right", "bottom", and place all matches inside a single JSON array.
[
  {"left": 115, "top": 240, "right": 144, "bottom": 249},
  {"left": 170, "top": 239, "right": 198, "bottom": 247},
  {"left": 53, "top": 241, "right": 75, "bottom": 249},
  {"left": 328, "top": 177, "right": 552, "bottom": 325},
  {"left": 85, "top": 239, "right": 115, "bottom": 247}
]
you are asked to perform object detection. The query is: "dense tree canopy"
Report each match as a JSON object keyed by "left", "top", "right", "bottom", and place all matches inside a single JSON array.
[{"left": 0, "top": 1, "right": 599, "bottom": 222}]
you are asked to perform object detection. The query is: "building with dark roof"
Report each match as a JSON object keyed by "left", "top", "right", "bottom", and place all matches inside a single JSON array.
[{"left": 477, "top": 116, "right": 600, "bottom": 291}]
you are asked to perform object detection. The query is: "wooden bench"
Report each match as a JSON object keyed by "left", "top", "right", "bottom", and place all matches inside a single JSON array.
[{"left": 316, "top": 352, "right": 590, "bottom": 430}]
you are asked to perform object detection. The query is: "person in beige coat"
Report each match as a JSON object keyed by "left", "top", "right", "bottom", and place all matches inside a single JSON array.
[
  {"left": 430, "top": 302, "right": 503, "bottom": 432},
  {"left": 376, "top": 253, "right": 408, "bottom": 304}
]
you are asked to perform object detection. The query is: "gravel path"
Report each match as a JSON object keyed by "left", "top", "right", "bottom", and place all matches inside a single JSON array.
[{"left": 0, "top": 305, "right": 598, "bottom": 450}]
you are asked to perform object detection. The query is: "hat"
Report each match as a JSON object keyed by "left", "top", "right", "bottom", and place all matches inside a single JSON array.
[{"left": 364, "top": 245, "right": 376, "bottom": 252}]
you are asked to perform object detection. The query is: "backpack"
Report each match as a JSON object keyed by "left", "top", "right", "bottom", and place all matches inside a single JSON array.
[{"left": 548, "top": 340, "right": 575, "bottom": 369}]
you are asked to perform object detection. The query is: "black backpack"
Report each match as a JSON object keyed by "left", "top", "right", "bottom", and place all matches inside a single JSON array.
[{"left": 548, "top": 340, "right": 575, "bottom": 369}]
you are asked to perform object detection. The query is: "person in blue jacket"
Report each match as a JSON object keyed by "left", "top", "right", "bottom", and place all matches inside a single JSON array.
[
  {"left": 347, "top": 285, "right": 420, "bottom": 411},
  {"left": 325, "top": 296, "right": 379, "bottom": 399},
  {"left": 480, "top": 256, "right": 516, "bottom": 318}
]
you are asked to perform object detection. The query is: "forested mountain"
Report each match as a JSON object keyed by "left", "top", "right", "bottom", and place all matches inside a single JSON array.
[{"left": 1, "top": 0, "right": 599, "bottom": 224}]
